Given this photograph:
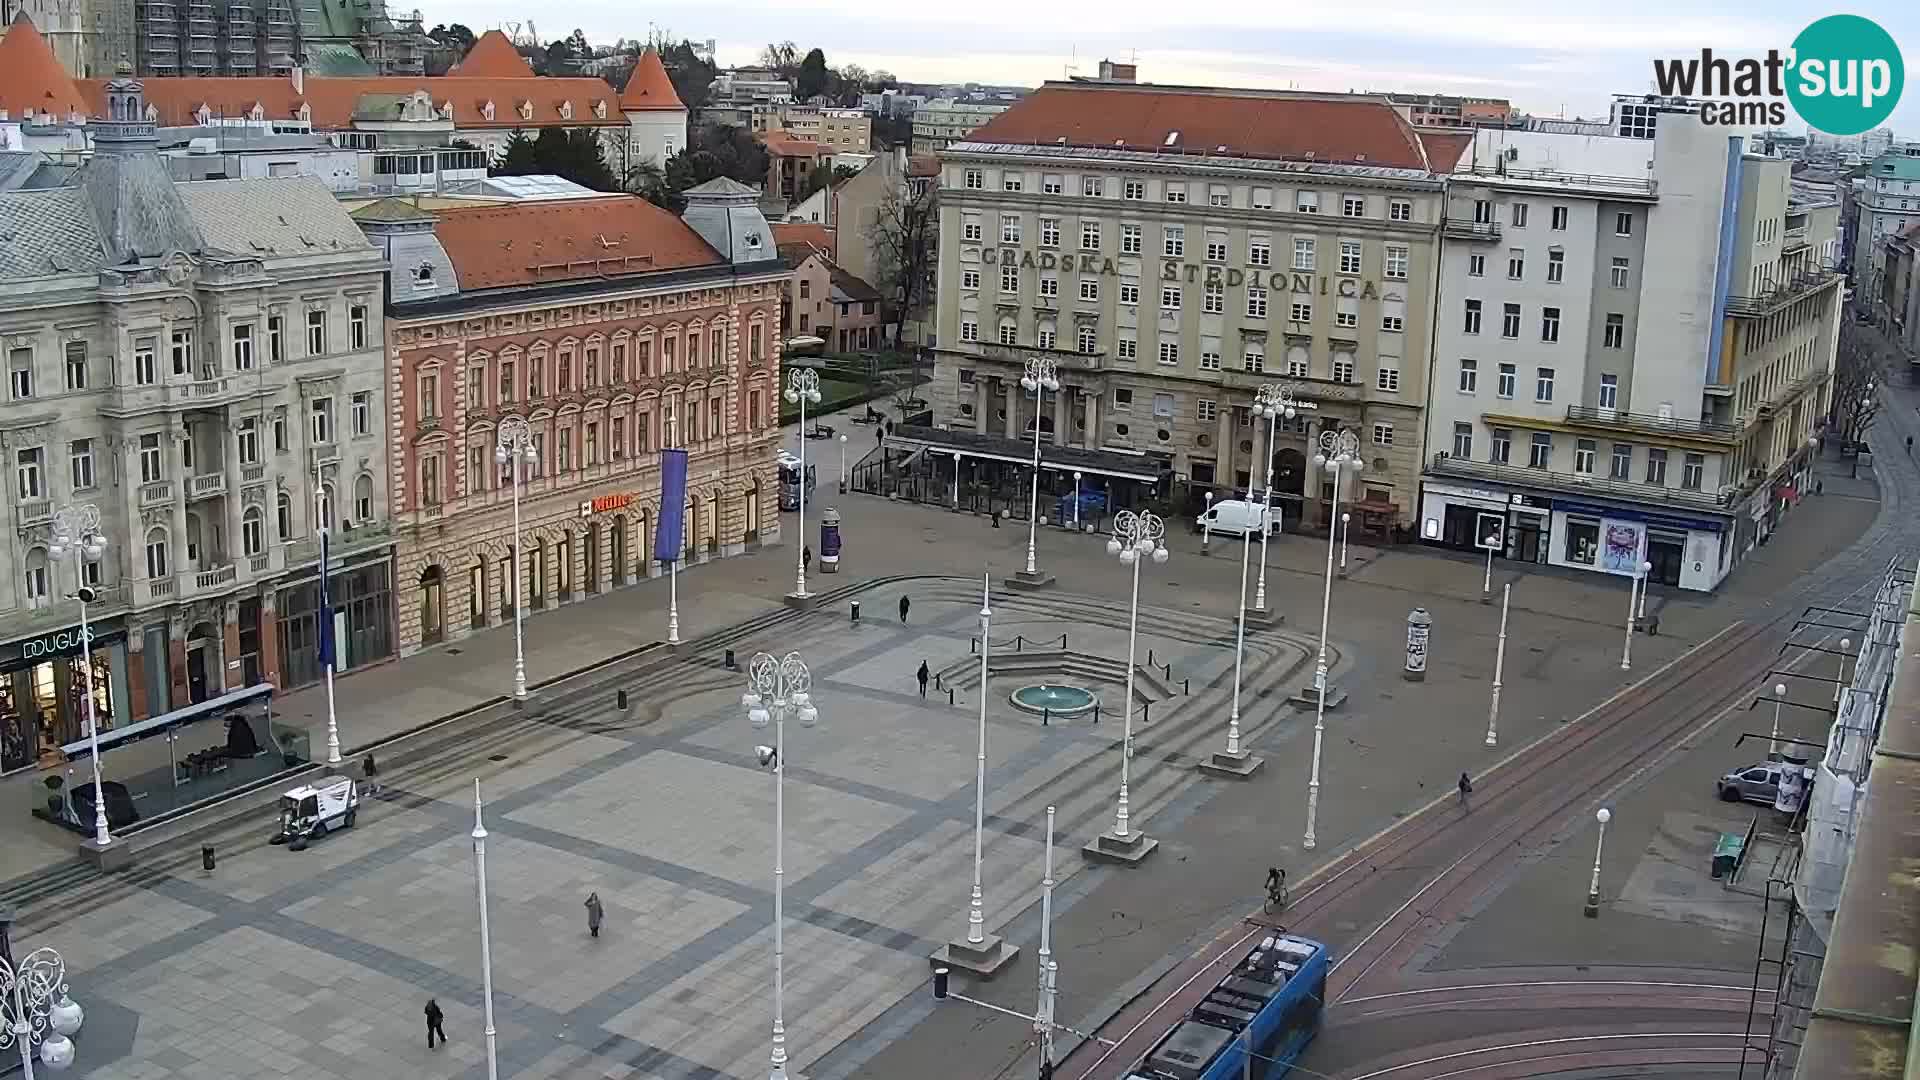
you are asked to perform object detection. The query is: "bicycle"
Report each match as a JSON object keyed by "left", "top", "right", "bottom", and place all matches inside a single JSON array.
[{"left": 1263, "top": 868, "right": 1289, "bottom": 915}]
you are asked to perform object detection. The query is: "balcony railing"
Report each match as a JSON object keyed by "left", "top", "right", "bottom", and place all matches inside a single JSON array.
[
  {"left": 194, "top": 563, "right": 237, "bottom": 590},
  {"left": 139, "top": 482, "right": 174, "bottom": 507},
  {"left": 18, "top": 500, "right": 51, "bottom": 526},
  {"left": 189, "top": 473, "right": 227, "bottom": 498},
  {"left": 1725, "top": 266, "right": 1844, "bottom": 318},
  {"left": 243, "top": 465, "right": 266, "bottom": 484},
  {"left": 1453, "top": 163, "right": 1658, "bottom": 198},
  {"left": 1428, "top": 452, "right": 1734, "bottom": 513},
  {"left": 1564, "top": 405, "right": 1740, "bottom": 441},
  {"left": 1442, "top": 218, "right": 1501, "bottom": 242}
]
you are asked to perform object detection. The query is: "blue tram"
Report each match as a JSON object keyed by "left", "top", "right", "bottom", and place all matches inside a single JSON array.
[{"left": 1123, "top": 934, "right": 1330, "bottom": 1080}]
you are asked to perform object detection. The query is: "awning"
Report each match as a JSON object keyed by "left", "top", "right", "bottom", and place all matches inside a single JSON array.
[
  {"left": 63, "top": 683, "right": 274, "bottom": 760},
  {"left": 886, "top": 425, "right": 1162, "bottom": 483}
]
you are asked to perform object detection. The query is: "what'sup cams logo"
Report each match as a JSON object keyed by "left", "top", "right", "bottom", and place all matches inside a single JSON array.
[{"left": 1652, "top": 14, "right": 1905, "bottom": 135}]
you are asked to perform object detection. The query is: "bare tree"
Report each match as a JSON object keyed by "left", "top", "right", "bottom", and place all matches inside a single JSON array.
[
  {"left": 1832, "top": 321, "right": 1890, "bottom": 447},
  {"left": 866, "top": 181, "right": 937, "bottom": 351}
]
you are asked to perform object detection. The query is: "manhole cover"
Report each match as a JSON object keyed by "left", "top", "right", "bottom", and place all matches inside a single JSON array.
[
  {"left": 488, "top": 754, "right": 510, "bottom": 763},
  {"left": 447, "top": 648, "right": 463, "bottom": 655}
]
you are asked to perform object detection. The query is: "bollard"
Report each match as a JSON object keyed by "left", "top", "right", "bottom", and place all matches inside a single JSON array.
[
  {"left": 850, "top": 601, "right": 861, "bottom": 625},
  {"left": 970, "top": 637, "right": 978, "bottom": 654},
  {"left": 1143, "top": 701, "right": 1152, "bottom": 724},
  {"left": 1183, "top": 678, "right": 1190, "bottom": 695},
  {"left": 723, "top": 649, "right": 736, "bottom": 670},
  {"left": 617, "top": 688, "right": 629, "bottom": 711},
  {"left": 1092, "top": 702, "right": 1101, "bottom": 723},
  {"left": 1147, "top": 648, "right": 1156, "bottom": 667},
  {"left": 201, "top": 845, "right": 216, "bottom": 872},
  {"left": 1043, "top": 708, "right": 1051, "bottom": 726},
  {"left": 1016, "top": 637, "right": 1024, "bottom": 653},
  {"left": 935, "top": 673, "right": 943, "bottom": 691},
  {"left": 948, "top": 688, "right": 955, "bottom": 706}
]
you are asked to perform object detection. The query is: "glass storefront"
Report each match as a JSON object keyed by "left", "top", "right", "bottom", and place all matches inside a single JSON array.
[
  {"left": 1, "top": 626, "right": 131, "bottom": 776},
  {"left": 277, "top": 559, "right": 394, "bottom": 688}
]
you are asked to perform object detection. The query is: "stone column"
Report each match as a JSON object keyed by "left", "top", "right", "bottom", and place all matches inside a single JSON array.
[
  {"left": 1052, "top": 388, "right": 1068, "bottom": 447},
  {"left": 261, "top": 590, "right": 283, "bottom": 687},
  {"left": 974, "top": 381, "right": 987, "bottom": 429},
  {"left": 1004, "top": 380, "right": 1018, "bottom": 438},
  {"left": 169, "top": 426, "right": 190, "bottom": 576},
  {"left": 125, "top": 634, "right": 150, "bottom": 722},
  {"left": 1084, "top": 393, "right": 1100, "bottom": 448},
  {"left": 222, "top": 599, "right": 244, "bottom": 691},
  {"left": 224, "top": 423, "right": 243, "bottom": 568},
  {"left": 1216, "top": 404, "right": 1236, "bottom": 488}
]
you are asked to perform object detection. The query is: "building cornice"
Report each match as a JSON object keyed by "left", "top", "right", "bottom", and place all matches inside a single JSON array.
[
  {"left": 387, "top": 260, "right": 791, "bottom": 321},
  {"left": 940, "top": 142, "right": 1444, "bottom": 191}
]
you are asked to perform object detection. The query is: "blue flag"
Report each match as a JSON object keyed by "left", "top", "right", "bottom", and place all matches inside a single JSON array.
[
  {"left": 655, "top": 448, "right": 689, "bottom": 565},
  {"left": 316, "top": 524, "right": 335, "bottom": 669}
]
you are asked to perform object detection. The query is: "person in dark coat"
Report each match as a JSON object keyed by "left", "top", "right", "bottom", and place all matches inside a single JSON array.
[
  {"left": 585, "top": 892, "right": 604, "bottom": 938},
  {"left": 424, "top": 998, "right": 446, "bottom": 1048},
  {"left": 1457, "top": 772, "right": 1474, "bottom": 812},
  {"left": 803, "top": 546, "right": 813, "bottom": 572},
  {"left": 899, "top": 595, "right": 911, "bottom": 624},
  {"left": 917, "top": 661, "right": 930, "bottom": 698},
  {"left": 360, "top": 753, "right": 380, "bottom": 797}
]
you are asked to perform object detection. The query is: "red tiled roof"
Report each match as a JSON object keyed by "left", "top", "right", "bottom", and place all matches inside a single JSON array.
[
  {"left": 965, "top": 83, "right": 1432, "bottom": 170},
  {"left": 619, "top": 47, "right": 683, "bottom": 112},
  {"left": 0, "top": 13, "right": 88, "bottom": 120},
  {"left": 429, "top": 196, "right": 722, "bottom": 291},
  {"left": 772, "top": 222, "right": 835, "bottom": 252},
  {"left": 762, "top": 129, "right": 829, "bottom": 158},
  {"left": 76, "top": 74, "right": 623, "bottom": 129},
  {"left": 450, "top": 30, "right": 535, "bottom": 78},
  {"left": 1421, "top": 131, "right": 1473, "bottom": 172}
]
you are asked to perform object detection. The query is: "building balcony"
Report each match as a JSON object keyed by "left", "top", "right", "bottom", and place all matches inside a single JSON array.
[
  {"left": 17, "top": 500, "right": 51, "bottom": 526},
  {"left": 1563, "top": 405, "right": 1741, "bottom": 444},
  {"left": 139, "top": 482, "right": 175, "bottom": 508},
  {"left": 282, "top": 520, "right": 393, "bottom": 567},
  {"left": 1725, "top": 266, "right": 1844, "bottom": 318},
  {"left": 188, "top": 472, "right": 227, "bottom": 499},
  {"left": 102, "top": 374, "right": 277, "bottom": 417},
  {"left": 1442, "top": 218, "right": 1502, "bottom": 242},
  {"left": 1452, "top": 163, "right": 1658, "bottom": 200},
  {"left": 1427, "top": 452, "right": 1734, "bottom": 514}
]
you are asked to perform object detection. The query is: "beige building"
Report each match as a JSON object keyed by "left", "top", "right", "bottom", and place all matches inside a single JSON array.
[
  {"left": 752, "top": 104, "right": 871, "bottom": 155},
  {"left": 912, "top": 98, "right": 1012, "bottom": 152},
  {"left": 927, "top": 81, "right": 1455, "bottom": 531}
]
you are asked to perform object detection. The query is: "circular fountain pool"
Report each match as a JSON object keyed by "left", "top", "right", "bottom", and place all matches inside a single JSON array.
[{"left": 1010, "top": 683, "right": 1098, "bottom": 717}]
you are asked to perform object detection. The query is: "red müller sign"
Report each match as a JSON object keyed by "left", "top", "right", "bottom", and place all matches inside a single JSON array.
[{"left": 579, "top": 493, "right": 635, "bottom": 517}]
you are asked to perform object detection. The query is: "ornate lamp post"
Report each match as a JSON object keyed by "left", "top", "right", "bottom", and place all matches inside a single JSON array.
[
  {"left": 1020, "top": 357, "right": 1061, "bottom": 582},
  {"left": 1770, "top": 682, "right": 1788, "bottom": 755},
  {"left": 470, "top": 781, "right": 500, "bottom": 1080},
  {"left": 1304, "top": 428, "right": 1362, "bottom": 851},
  {"left": 1485, "top": 583, "right": 1511, "bottom": 748},
  {"left": 1583, "top": 807, "right": 1612, "bottom": 917},
  {"left": 1251, "top": 384, "right": 1302, "bottom": 614},
  {"left": 1620, "top": 559, "right": 1651, "bottom": 671},
  {"left": 743, "top": 652, "right": 819, "bottom": 1080},
  {"left": 494, "top": 418, "right": 537, "bottom": 699},
  {"left": 785, "top": 371, "right": 822, "bottom": 599},
  {"left": 48, "top": 507, "right": 112, "bottom": 848},
  {"left": 934, "top": 574, "right": 1017, "bottom": 974},
  {"left": 0, "top": 946, "right": 84, "bottom": 1077},
  {"left": 1086, "top": 510, "right": 1167, "bottom": 864},
  {"left": 837, "top": 433, "right": 848, "bottom": 494},
  {"left": 310, "top": 456, "right": 342, "bottom": 764}
]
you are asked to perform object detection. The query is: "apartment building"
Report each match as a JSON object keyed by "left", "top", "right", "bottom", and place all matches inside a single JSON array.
[
  {"left": 912, "top": 98, "right": 1012, "bottom": 152},
  {"left": 357, "top": 178, "right": 787, "bottom": 656},
  {"left": 1853, "top": 147, "right": 1920, "bottom": 317},
  {"left": 1421, "top": 121, "right": 1842, "bottom": 593},
  {"left": 0, "top": 70, "right": 391, "bottom": 775},
  {"left": 750, "top": 104, "right": 871, "bottom": 155},
  {"left": 929, "top": 81, "right": 1457, "bottom": 533}
]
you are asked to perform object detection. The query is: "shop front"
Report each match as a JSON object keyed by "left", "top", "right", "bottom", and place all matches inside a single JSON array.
[
  {"left": 1418, "top": 482, "right": 1511, "bottom": 554},
  {"left": 1546, "top": 499, "right": 1731, "bottom": 593},
  {"left": 277, "top": 556, "right": 395, "bottom": 689},
  {"left": 0, "top": 619, "right": 133, "bottom": 777}
]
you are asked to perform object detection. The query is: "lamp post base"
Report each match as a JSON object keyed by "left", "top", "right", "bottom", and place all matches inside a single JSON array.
[
  {"left": 783, "top": 591, "right": 821, "bottom": 612},
  {"left": 1288, "top": 683, "right": 1347, "bottom": 711},
  {"left": 79, "top": 834, "right": 134, "bottom": 871},
  {"left": 1008, "top": 569, "right": 1056, "bottom": 590},
  {"left": 1236, "top": 607, "right": 1284, "bottom": 630},
  {"left": 1083, "top": 830, "right": 1159, "bottom": 866},
  {"left": 1199, "top": 750, "right": 1266, "bottom": 779},
  {"left": 930, "top": 934, "right": 1020, "bottom": 977},
  {"left": 1583, "top": 891, "right": 1601, "bottom": 918}
]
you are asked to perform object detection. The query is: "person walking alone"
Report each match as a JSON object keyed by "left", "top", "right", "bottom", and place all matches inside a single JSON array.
[
  {"left": 1457, "top": 772, "right": 1474, "bottom": 812},
  {"left": 424, "top": 998, "right": 446, "bottom": 1049},
  {"left": 584, "top": 891, "right": 604, "bottom": 939},
  {"left": 899, "top": 595, "right": 911, "bottom": 624},
  {"left": 917, "top": 660, "right": 930, "bottom": 699}
]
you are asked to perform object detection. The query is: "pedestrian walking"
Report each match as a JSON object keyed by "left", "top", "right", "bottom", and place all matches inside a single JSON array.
[
  {"left": 424, "top": 998, "right": 446, "bottom": 1049},
  {"left": 899, "top": 595, "right": 911, "bottom": 624},
  {"left": 584, "top": 891, "right": 604, "bottom": 939},
  {"left": 803, "top": 546, "right": 813, "bottom": 572},
  {"left": 360, "top": 753, "right": 380, "bottom": 797},
  {"left": 1457, "top": 772, "right": 1473, "bottom": 812},
  {"left": 917, "top": 660, "right": 930, "bottom": 698}
]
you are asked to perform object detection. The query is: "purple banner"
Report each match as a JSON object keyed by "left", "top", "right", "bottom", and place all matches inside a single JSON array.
[{"left": 655, "top": 448, "right": 689, "bottom": 563}]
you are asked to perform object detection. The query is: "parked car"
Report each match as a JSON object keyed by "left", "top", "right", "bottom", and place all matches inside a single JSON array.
[
  {"left": 1194, "top": 499, "right": 1277, "bottom": 538},
  {"left": 1718, "top": 762, "right": 1785, "bottom": 805}
]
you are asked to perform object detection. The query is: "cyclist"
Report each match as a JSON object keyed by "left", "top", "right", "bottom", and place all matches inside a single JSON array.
[{"left": 1264, "top": 866, "right": 1288, "bottom": 910}]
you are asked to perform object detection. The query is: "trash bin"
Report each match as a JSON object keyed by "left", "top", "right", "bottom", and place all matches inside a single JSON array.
[
  {"left": 850, "top": 601, "right": 861, "bottom": 624},
  {"left": 724, "top": 648, "right": 736, "bottom": 670},
  {"left": 201, "top": 845, "right": 216, "bottom": 872}
]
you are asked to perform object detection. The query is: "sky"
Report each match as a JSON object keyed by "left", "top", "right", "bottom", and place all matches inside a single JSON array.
[{"left": 430, "top": 0, "right": 1920, "bottom": 136}]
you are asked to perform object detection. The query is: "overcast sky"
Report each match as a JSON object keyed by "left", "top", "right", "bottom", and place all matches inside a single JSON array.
[{"left": 433, "top": 1, "right": 1920, "bottom": 135}]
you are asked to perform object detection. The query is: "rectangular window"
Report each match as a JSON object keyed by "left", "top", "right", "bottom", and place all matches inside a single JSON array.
[
  {"left": 70, "top": 440, "right": 96, "bottom": 490},
  {"left": 1293, "top": 237, "right": 1315, "bottom": 270},
  {"left": 1252, "top": 187, "right": 1273, "bottom": 210},
  {"left": 1535, "top": 367, "right": 1555, "bottom": 402},
  {"left": 998, "top": 321, "right": 1018, "bottom": 346},
  {"left": 529, "top": 352, "right": 546, "bottom": 397},
  {"left": 1376, "top": 364, "right": 1400, "bottom": 392},
  {"left": 134, "top": 337, "right": 157, "bottom": 385},
  {"left": 963, "top": 269, "right": 980, "bottom": 291},
  {"left": 1645, "top": 448, "right": 1668, "bottom": 485},
  {"left": 1164, "top": 183, "right": 1187, "bottom": 204},
  {"left": 1501, "top": 303, "right": 1521, "bottom": 338},
  {"left": 1119, "top": 282, "right": 1139, "bottom": 305},
  {"left": 964, "top": 169, "right": 983, "bottom": 189},
  {"left": 1546, "top": 250, "right": 1564, "bottom": 283},
  {"left": 7, "top": 349, "right": 32, "bottom": 400},
  {"left": 1551, "top": 205, "right": 1569, "bottom": 230},
  {"left": 1081, "top": 221, "right": 1101, "bottom": 250},
  {"left": 1474, "top": 199, "right": 1493, "bottom": 224},
  {"left": 1124, "top": 179, "right": 1146, "bottom": 200},
  {"left": 1039, "top": 217, "right": 1060, "bottom": 247},
  {"left": 349, "top": 304, "right": 368, "bottom": 350},
  {"left": 1163, "top": 225, "right": 1184, "bottom": 258},
  {"left": 273, "top": 413, "right": 287, "bottom": 453},
  {"left": 1246, "top": 286, "right": 1267, "bottom": 319},
  {"left": 139, "top": 433, "right": 163, "bottom": 482},
  {"left": 1490, "top": 428, "right": 1511, "bottom": 464},
  {"left": 236, "top": 420, "right": 258, "bottom": 466},
  {"left": 1290, "top": 301, "right": 1312, "bottom": 323},
  {"left": 1001, "top": 264, "right": 1019, "bottom": 293},
  {"left": 1390, "top": 199, "right": 1412, "bottom": 222},
  {"left": 171, "top": 329, "right": 193, "bottom": 376},
  {"left": 1114, "top": 387, "right": 1133, "bottom": 411},
  {"left": 306, "top": 309, "right": 325, "bottom": 355},
  {"left": 1248, "top": 239, "right": 1271, "bottom": 266},
  {"left": 1332, "top": 356, "right": 1354, "bottom": 383},
  {"left": 1574, "top": 439, "right": 1596, "bottom": 474},
  {"left": 1603, "top": 314, "right": 1625, "bottom": 349},
  {"left": 1002, "top": 173, "right": 1023, "bottom": 192},
  {"left": 1497, "top": 363, "right": 1516, "bottom": 398},
  {"left": 1615, "top": 212, "right": 1633, "bottom": 236},
  {"left": 267, "top": 315, "right": 284, "bottom": 364},
  {"left": 1452, "top": 422, "right": 1473, "bottom": 458},
  {"left": 1082, "top": 175, "right": 1102, "bottom": 197},
  {"left": 1339, "top": 241, "right": 1362, "bottom": 275},
  {"left": 348, "top": 390, "right": 370, "bottom": 435},
  {"left": 1296, "top": 190, "right": 1319, "bottom": 214},
  {"left": 1161, "top": 285, "right": 1181, "bottom": 311},
  {"left": 1080, "top": 278, "right": 1100, "bottom": 302},
  {"left": 310, "top": 398, "right": 333, "bottom": 444},
  {"left": 1598, "top": 374, "right": 1619, "bottom": 409},
  {"left": 1541, "top": 307, "right": 1561, "bottom": 342},
  {"left": 1507, "top": 248, "right": 1525, "bottom": 279},
  {"left": 1381, "top": 309, "right": 1404, "bottom": 333},
  {"left": 1610, "top": 257, "right": 1631, "bottom": 288},
  {"left": 1342, "top": 195, "right": 1365, "bottom": 217},
  {"left": 1001, "top": 214, "right": 1021, "bottom": 244},
  {"left": 1284, "top": 352, "right": 1306, "bottom": 378},
  {"left": 1209, "top": 185, "right": 1230, "bottom": 207},
  {"left": 1116, "top": 338, "right": 1137, "bottom": 360},
  {"left": 1244, "top": 348, "right": 1266, "bottom": 374},
  {"left": 1468, "top": 254, "right": 1485, "bottom": 277},
  {"left": 1385, "top": 245, "right": 1408, "bottom": 279},
  {"left": 1682, "top": 453, "right": 1704, "bottom": 490},
  {"left": 1197, "top": 399, "right": 1218, "bottom": 421},
  {"left": 1121, "top": 224, "right": 1142, "bottom": 254},
  {"left": 1042, "top": 175, "right": 1063, "bottom": 195},
  {"left": 1511, "top": 202, "right": 1529, "bottom": 227},
  {"left": 963, "top": 220, "right": 982, "bottom": 242},
  {"left": 1157, "top": 341, "right": 1179, "bottom": 366},
  {"left": 961, "top": 320, "right": 979, "bottom": 342},
  {"left": 14, "top": 447, "right": 43, "bottom": 499},
  {"left": 1036, "top": 326, "right": 1056, "bottom": 349},
  {"left": 1611, "top": 443, "right": 1632, "bottom": 479},
  {"left": 1335, "top": 302, "right": 1357, "bottom": 328},
  {"left": 1528, "top": 432, "right": 1551, "bottom": 468},
  {"left": 1039, "top": 275, "right": 1059, "bottom": 300},
  {"left": 1458, "top": 358, "right": 1477, "bottom": 393},
  {"left": 64, "top": 341, "right": 88, "bottom": 389},
  {"left": 1200, "top": 351, "right": 1221, "bottom": 371},
  {"left": 1204, "top": 283, "right": 1223, "bottom": 313},
  {"left": 1463, "top": 299, "right": 1482, "bottom": 334},
  {"left": 1372, "top": 423, "right": 1394, "bottom": 446}
]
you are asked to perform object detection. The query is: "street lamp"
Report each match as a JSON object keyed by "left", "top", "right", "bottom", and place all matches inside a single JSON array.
[
  {"left": 310, "top": 455, "right": 342, "bottom": 764},
  {"left": 0, "top": 945, "right": 84, "bottom": 1077},
  {"left": 470, "top": 780, "right": 500, "bottom": 1080},
  {"left": 837, "top": 433, "right": 848, "bottom": 494},
  {"left": 743, "top": 651, "right": 819, "bottom": 1080},
  {"left": 1020, "top": 357, "right": 1061, "bottom": 579},
  {"left": 495, "top": 418, "right": 538, "bottom": 699},
  {"left": 1201, "top": 491, "right": 1213, "bottom": 554},
  {"left": 785, "top": 371, "right": 822, "bottom": 600},
  {"left": 48, "top": 506, "right": 111, "bottom": 848},
  {"left": 1071, "top": 471, "right": 1083, "bottom": 532},
  {"left": 1095, "top": 510, "right": 1168, "bottom": 860},
  {"left": 1485, "top": 582, "right": 1511, "bottom": 748},
  {"left": 1770, "top": 682, "right": 1788, "bottom": 756},
  {"left": 1620, "top": 559, "right": 1651, "bottom": 671},
  {"left": 1835, "top": 638, "right": 1852, "bottom": 709},
  {"left": 1304, "top": 429, "right": 1362, "bottom": 851},
  {"left": 1481, "top": 531, "right": 1501, "bottom": 602},
  {"left": 1251, "top": 384, "right": 1301, "bottom": 613},
  {"left": 1338, "top": 512, "right": 1351, "bottom": 577},
  {"left": 1583, "top": 807, "right": 1611, "bottom": 917},
  {"left": 936, "top": 574, "right": 1016, "bottom": 973}
]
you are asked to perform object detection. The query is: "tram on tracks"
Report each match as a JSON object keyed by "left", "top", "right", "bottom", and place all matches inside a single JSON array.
[{"left": 1122, "top": 933, "right": 1331, "bottom": 1080}]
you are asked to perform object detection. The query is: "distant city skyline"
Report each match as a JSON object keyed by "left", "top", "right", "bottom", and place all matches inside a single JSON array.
[{"left": 430, "top": 1, "right": 1919, "bottom": 135}]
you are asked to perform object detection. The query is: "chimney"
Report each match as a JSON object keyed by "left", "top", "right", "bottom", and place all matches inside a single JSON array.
[{"left": 290, "top": 65, "right": 304, "bottom": 95}]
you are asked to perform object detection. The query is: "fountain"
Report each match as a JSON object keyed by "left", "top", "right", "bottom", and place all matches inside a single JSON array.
[{"left": 1010, "top": 683, "right": 1098, "bottom": 717}]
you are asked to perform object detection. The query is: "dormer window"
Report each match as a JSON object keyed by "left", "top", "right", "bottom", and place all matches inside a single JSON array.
[
  {"left": 249, "top": 102, "right": 265, "bottom": 121},
  {"left": 517, "top": 100, "right": 533, "bottom": 121},
  {"left": 481, "top": 100, "right": 496, "bottom": 121},
  {"left": 438, "top": 100, "right": 453, "bottom": 119},
  {"left": 412, "top": 264, "right": 435, "bottom": 289},
  {"left": 145, "top": 103, "right": 159, "bottom": 122},
  {"left": 559, "top": 100, "right": 573, "bottom": 121},
  {"left": 195, "top": 104, "right": 212, "bottom": 125},
  {"left": 744, "top": 232, "right": 763, "bottom": 249},
  {"left": 296, "top": 103, "right": 311, "bottom": 122},
  {"left": 593, "top": 100, "right": 607, "bottom": 119}
]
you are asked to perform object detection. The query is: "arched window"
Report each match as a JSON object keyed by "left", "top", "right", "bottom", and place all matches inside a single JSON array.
[
  {"left": 354, "top": 474, "right": 374, "bottom": 522},
  {"left": 276, "top": 491, "right": 293, "bottom": 538},
  {"left": 23, "top": 547, "right": 49, "bottom": 605},
  {"left": 242, "top": 506, "right": 264, "bottom": 556},
  {"left": 145, "top": 527, "right": 169, "bottom": 578}
]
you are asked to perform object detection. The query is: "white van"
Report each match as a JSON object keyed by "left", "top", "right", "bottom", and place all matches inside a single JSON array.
[{"left": 1195, "top": 499, "right": 1275, "bottom": 538}]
